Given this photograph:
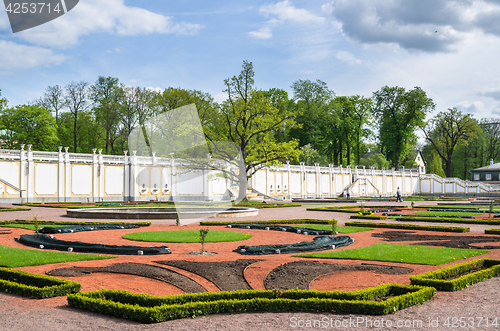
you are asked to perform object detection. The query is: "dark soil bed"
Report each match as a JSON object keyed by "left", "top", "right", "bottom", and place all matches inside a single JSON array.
[
  {"left": 373, "top": 231, "right": 500, "bottom": 249},
  {"left": 265, "top": 261, "right": 413, "bottom": 290},
  {"left": 156, "top": 259, "right": 262, "bottom": 291},
  {"left": 46, "top": 262, "right": 206, "bottom": 293}
]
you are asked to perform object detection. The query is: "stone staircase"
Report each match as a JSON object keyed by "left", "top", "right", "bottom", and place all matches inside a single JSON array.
[{"left": 245, "top": 189, "right": 265, "bottom": 202}]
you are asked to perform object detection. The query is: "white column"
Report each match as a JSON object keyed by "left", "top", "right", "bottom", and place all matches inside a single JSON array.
[
  {"left": 98, "top": 149, "right": 104, "bottom": 200},
  {"left": 92, "top": 149, "right": 98, "bottom": 202},
  {"left": 58, "top": 146, "right": 64, "bottom": 202},
  {"left": 27, "top": 145, "right": 34, "bottom": 202},
  {"left": 124, "top": 151, "right": 129, "bottom": 201},
  {"left": 64, "top": 147, "right": 70, "bottom": 202},
  {"left": 19, "top": 145, "right": 27, "bottom": 201}
]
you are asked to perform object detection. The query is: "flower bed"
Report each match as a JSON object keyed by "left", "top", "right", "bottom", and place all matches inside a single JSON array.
[
  {"left": 345, "top": 221, "right": 470, "bottom": 233},
  {"left": 410, "top": 259, "right": 500, "bottom": 291},
  {"left": 67, "top": 284, "right": 435, "bottom": 323},
  {"left": 394, "top": 216, "right": 500, "bottom": 225},
  {"left": 0, "top": 267, "right": 81, "bottom": 299}
]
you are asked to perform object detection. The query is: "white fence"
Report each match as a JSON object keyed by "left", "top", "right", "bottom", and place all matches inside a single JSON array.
[{"left": 0, "top": 146, "right": 496, "bottom": 203}]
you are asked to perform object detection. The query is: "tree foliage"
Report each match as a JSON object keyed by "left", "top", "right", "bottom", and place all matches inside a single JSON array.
[
  {"left": 0, "top": 104, "right": 58, "bottom": 150},
  {"left": 421, "top": 107, "right": 479, "bottom": 177},
  {"left": 372, "top": 86, "right": 434, "bottom": 169}
]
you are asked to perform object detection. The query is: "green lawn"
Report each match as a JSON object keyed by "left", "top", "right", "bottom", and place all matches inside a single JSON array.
[
  {"left": 0, "top": 245, "right": 115, "bottom": 268},
  {"left": 287, "top": 224, "right": 373, "bottom": 234},
  {"left": 414, "top": 211, "right": 482, "bottom": 216},
  {"left": 0, "top": 224, "right": 69, "bottom": 230},
  {"left": 294, "top": 243, "right": 487, "bottom": 265},
  {"left": 123, "top": 230, "right": 251, "bottom": 243}
]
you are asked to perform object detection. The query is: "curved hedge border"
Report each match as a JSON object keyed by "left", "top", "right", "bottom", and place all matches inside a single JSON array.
[
  {"left": 410, "top": 258, "right": 500, "bottom": 291},
  {"left": 1, "top": 220, "right": 151, "bottom": 227},
  {"left": 200, "top": 219, "right": 336, "bottom": 226},
  {"left": 67, "top": 284, "right": 435, "bottom": 324},
  {"left": 345, "top": 221, "right": 470, "bottom": 233},
  {"left": 350, "top": 213, "right": 387, "bottom": 220},
  {"left": 0, "top": 207, "right": 31, "bottom": 212},
  {"left": 394, "top": 216, "right": 500, "bottom": 225},
  {"left": 485, "top": 228, "right": 500, "bottom": 235},
  {"left": 0, "top": 267, "right": 80, "bottom": 299}
]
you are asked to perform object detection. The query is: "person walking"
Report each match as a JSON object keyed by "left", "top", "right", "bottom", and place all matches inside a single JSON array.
[
  {"left": 345, "top": 188, "right": 350, "bottom": 200},
  {"left": 396, "top": 187, "right": 402, "bottom": 202}
]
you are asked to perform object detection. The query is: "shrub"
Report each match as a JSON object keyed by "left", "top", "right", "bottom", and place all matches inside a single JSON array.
[
  {"left": 0, "top": 267, "right": 80, "bottom": 299},
  {"left": 345, "top": 221, "right": 470, "bottom": 233},
  {"left": 200, "top": 219, "right": 336, "bottom": 226},
  {"left": 67, "top": 284, "right": 435, "bottom": 323},
  {"left": 410, "top": 259, "right": 500, "bottom": 291}
]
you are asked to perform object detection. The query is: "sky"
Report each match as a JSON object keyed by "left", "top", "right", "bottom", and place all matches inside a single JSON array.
[{"left": 2, "top": 0, "right": 500, "bottom": 122}]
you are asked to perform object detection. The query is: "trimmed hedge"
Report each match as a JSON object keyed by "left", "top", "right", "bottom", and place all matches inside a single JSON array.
[
  {"left": 349, "top": 213, "right": 387, "bottom": 220},
  {"left": 485, "top": 228, "right": 500, "bottom": 235},
  {"left": 200, "top": 219, "right": 336, "bottom": 226},
  {"left": 0, "top": 207, "right": 31, "bottom": 212},
  {"left": 394, "top": 216, "right": 500, "bottom": 225},
  {"left": 345, "top": 221, "right": 470, "bottom": 233},
  {"left": 418, "top": 205, "right": 480, "bottom": 210},
  {"left": 1, "top": 220, "right": 151, "bottom": 227},
  {"left": 0, "top": 267, "right": 81, "bottom": 299},
  {"left": 67, "top": 284, "right": 435, "bottom": 323},
  {"left": 410, "top": 259, "right": 500, "bottom": 291},
  {"left": 238, "top": 203, "right": 301, "bottom": 209},
  {"left": 307, "top": 205, "right": 407, "bottom": 213}
]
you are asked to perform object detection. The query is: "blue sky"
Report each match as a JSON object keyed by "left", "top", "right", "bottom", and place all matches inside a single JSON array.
[{"left": 2, "top": 0, "right": 500, "bottom": 121}]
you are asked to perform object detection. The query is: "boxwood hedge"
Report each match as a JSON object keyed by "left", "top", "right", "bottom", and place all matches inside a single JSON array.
[
  {"left": 394, "top": 216, "right": 500, "bottom": 225},
  {"left": 0, "top": 267, "right": 81, "bottom": 299},
  {"left": 345, "top": 221, "right": 470, "bottom": 233},
  {"left": 200, "top": 219, "right": 336, "bottom": 226},
  {"left": 410, "top": 259, "right": 500, "bottom": 291},
  {"left": 67, "top": 284, "right": 435, "bottom": 323}
]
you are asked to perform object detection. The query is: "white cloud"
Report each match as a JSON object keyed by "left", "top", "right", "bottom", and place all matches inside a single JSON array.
[
  {"left": 248, "top": 27, "right": 273, "bottom": 39},
  {"left": 260, "top": 0, "right": 325, "bottom": 24},
  {"left": 15, "top": 0, "right": 203, "bottom": 48},
  {"left": 0, "top": 40, "right": 65, "bottom": 71},
  {"left": 249, "top": 1, "right": 325, "bottom": 39},
  {"left": 335, "top": 51, "right": 362, "bottom": 65}
]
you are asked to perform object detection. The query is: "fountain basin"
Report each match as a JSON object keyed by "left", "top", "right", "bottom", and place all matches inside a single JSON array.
[{"left": 66, "top": 206, "right": 259, "bottom": 219}]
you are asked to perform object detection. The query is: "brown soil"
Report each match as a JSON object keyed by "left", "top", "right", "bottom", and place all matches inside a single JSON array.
[
  {"left": 46, "top": 262, "right": 207, "bottom": 293},
  {"left": 157, "top": 259, "right": 262, "bottom": 291},
  {"left": 265, "top": 261, "right": 413, "bottom": 290}
]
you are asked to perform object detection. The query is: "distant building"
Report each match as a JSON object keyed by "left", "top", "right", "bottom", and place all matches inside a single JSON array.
[
  {"left": 470, "top": 159, "right": 500, "bottom": 182},
  {"left": 362, "top": 149, "right": 426, "bottom": 173},
  {"left": 405, "top": 150, "right": 426, "bottom": 173}
]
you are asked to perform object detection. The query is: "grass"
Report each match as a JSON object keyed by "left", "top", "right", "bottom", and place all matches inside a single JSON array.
[
  {"left": 287, "top": 224, "right": 373, "bottom": 234},
  {"left": 0, "top": 245, "right": 115, "bottom": 268},
  {"left": 123, "top": 230, "right": 251, "bottom": 243},
  {"left": 414, "top": 211, "right": 482, "bottom": 216},
  {"left": 0, "top": 223, "right": 69, "bottom": 230},
  {"left": 294, "top": 243, "right": 487, "bottom": 265}
]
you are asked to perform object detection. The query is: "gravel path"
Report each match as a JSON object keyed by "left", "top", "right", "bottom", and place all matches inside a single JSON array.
[
  {"left": 2, "top": 201, "right": 500, "bottom": 330},
  {"left": 1, "top": 276, "right": 500, "bottom": 330}
]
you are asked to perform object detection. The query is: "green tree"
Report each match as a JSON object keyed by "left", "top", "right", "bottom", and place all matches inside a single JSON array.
[
  {"left": 90, "top": 76, "right": 123, "bottom": 154},
  {"left": 428, "top": 151, "right": 446, "bottom": 177},
  {"left": 372, "top": 86, "right": 434, "bottom": 169},
  {"left": 206, "top": 61, "right": 300, "bottom": 200},
  {"left": 421, "top": 108, "right": 479, "bottom": 177},
  {"left": 0, "top": 104, "right": 58, "bottom": 150},
  {"left": 65, "top": 81, "right": 89, "bottom": 153},
  {"left": 289, "top": 79, "right": 334, "bottom": 149},
  {"left": 359, "top": 152, "right": 390, "bottom": 169},
  {"left": 38, "top": 85, "right": 66, "bottom": 123}
]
